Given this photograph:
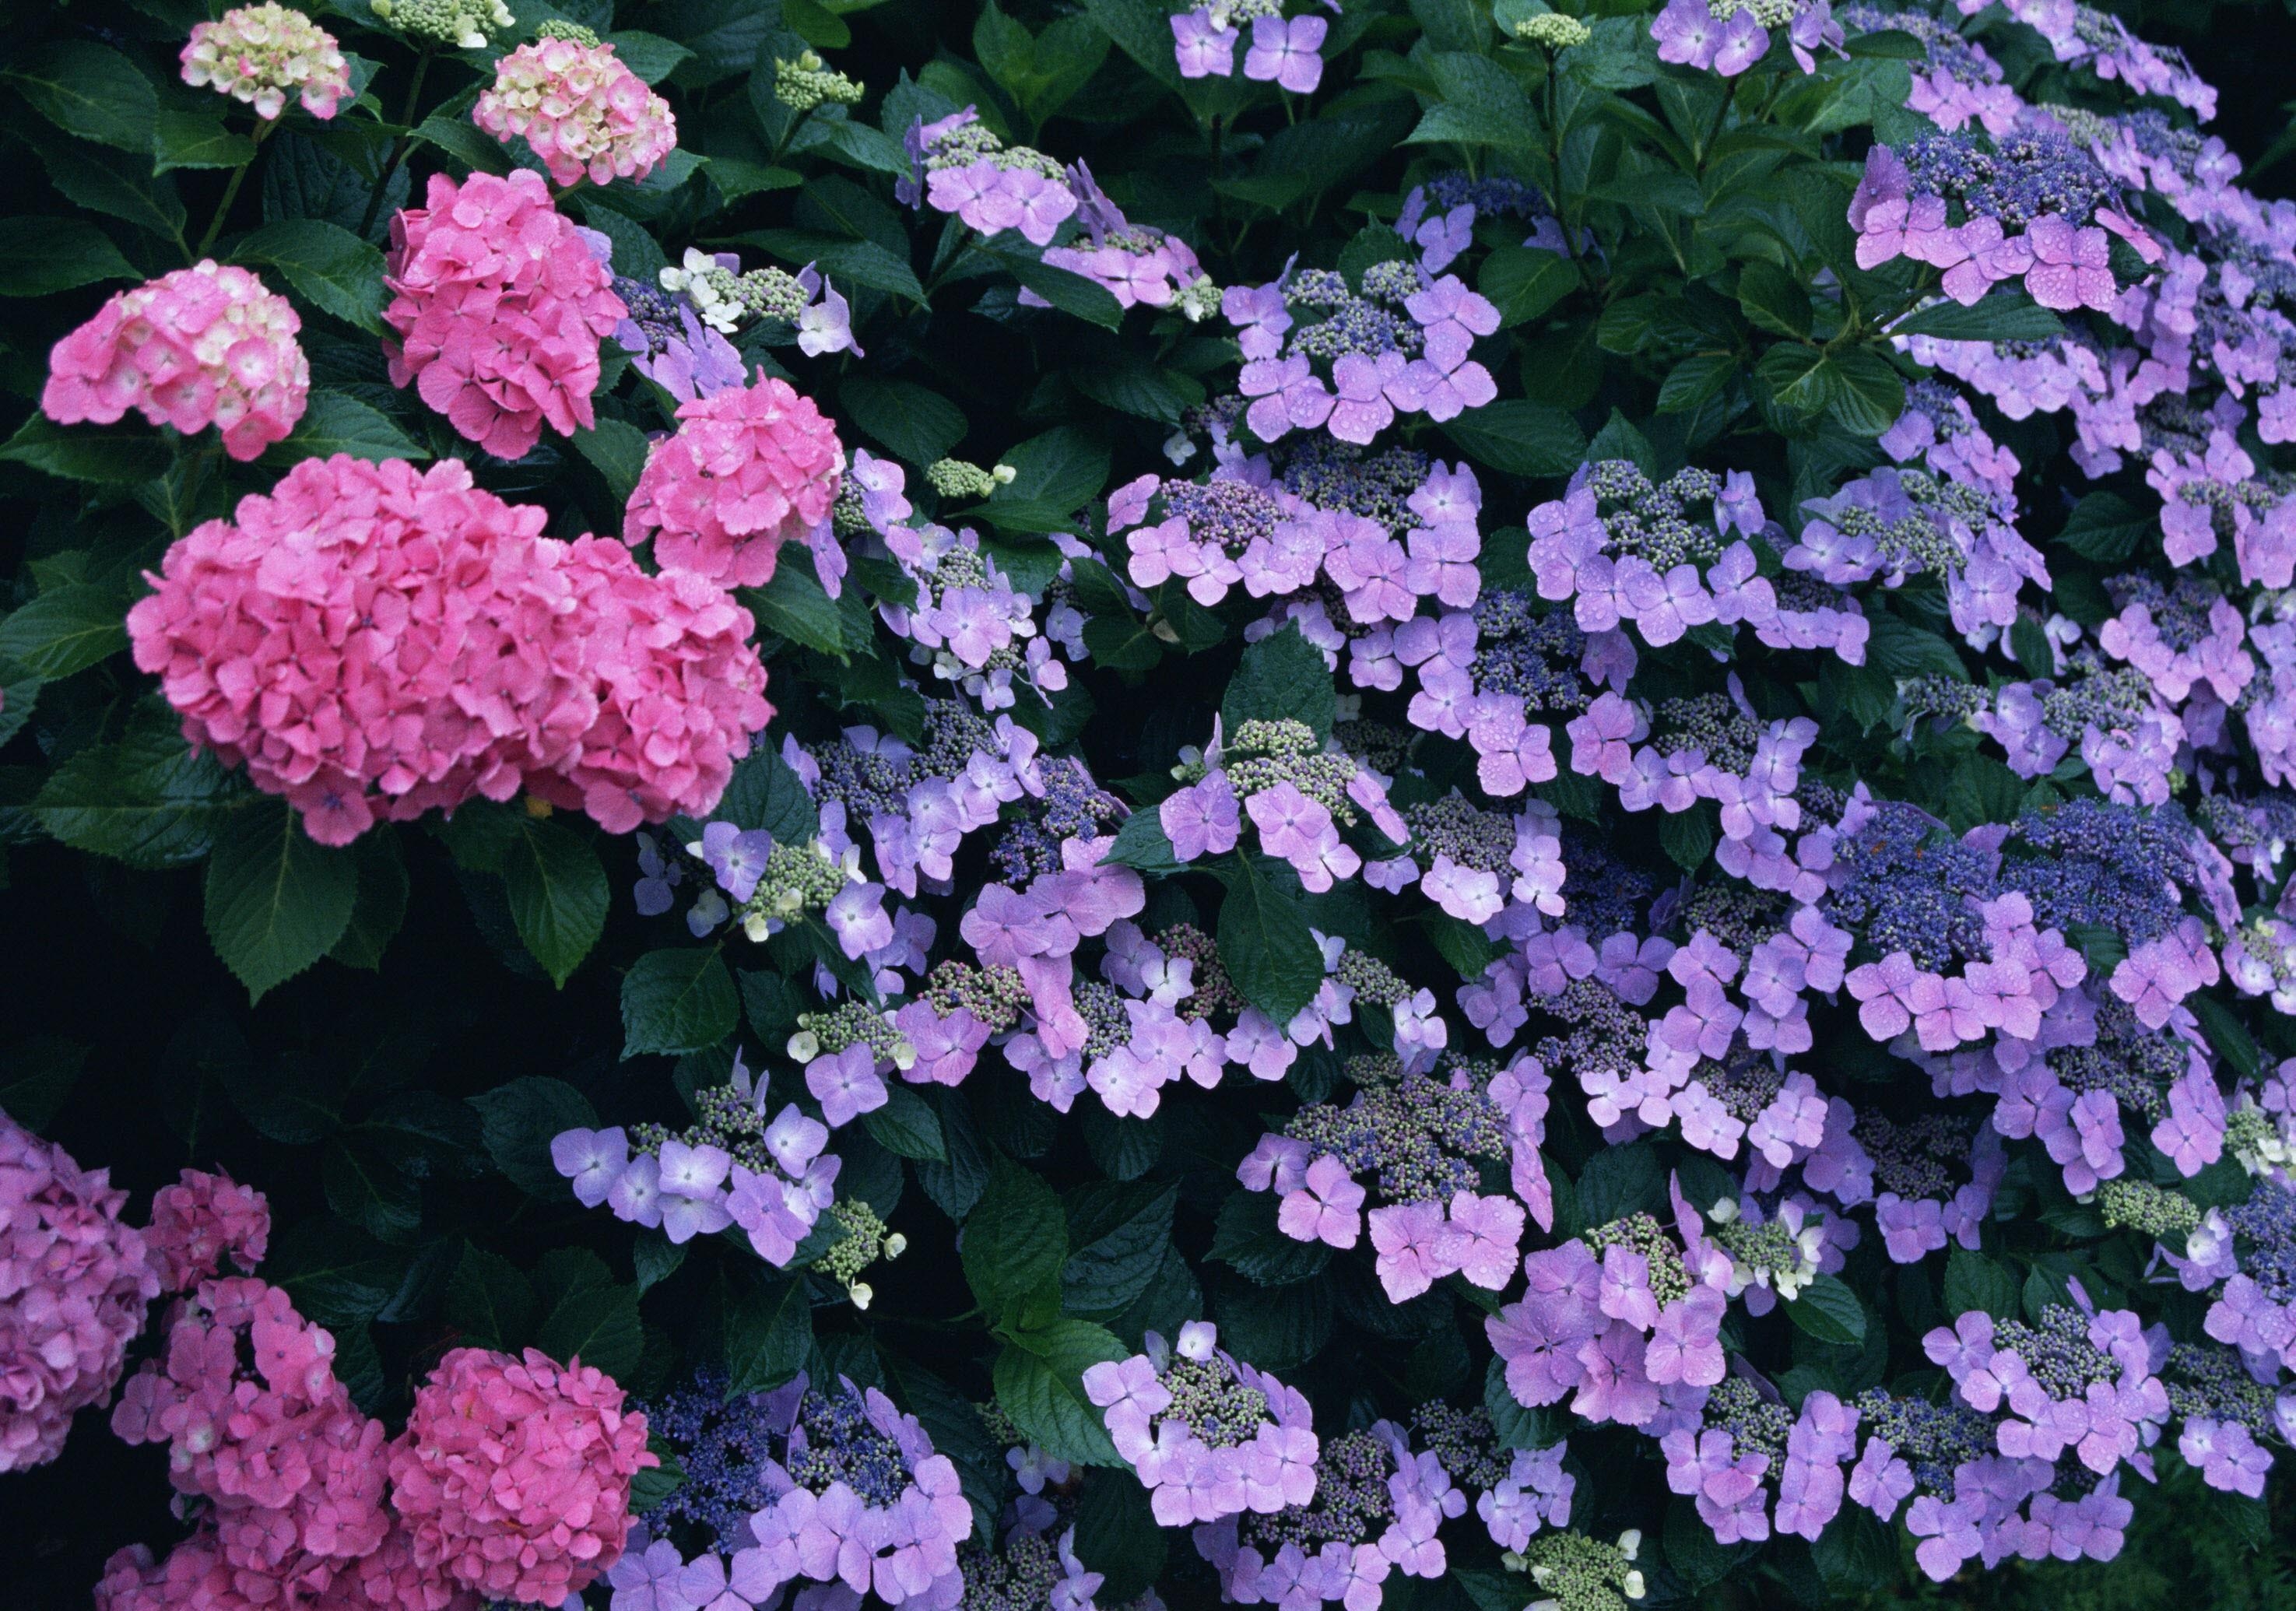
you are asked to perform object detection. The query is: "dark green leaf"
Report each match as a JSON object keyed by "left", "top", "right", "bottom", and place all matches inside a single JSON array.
[
  {"left": 328, "top": 830, "right": 410, "bottom": 970},
  {"left": 532, "top": 1248, "right": 644, "bottom": 1378},
  {"left": 0, "top": 586, "right": 126, "bottom": 679},
  {"left": 446, "top": 1244, "right": 539, "bottom": 1351},
  {"left": 1942, "top": 1248, "right": 2020, "bottom": 1321},
  {"left": 0, "top": 218, "right": 139, "bottom": 297},
  {"left": 1216, "top": 855, "right": 1325, "bottom": 1023},
  {"left": 2056, "top": 490, "right": 2147, "bottom": 564},
  {"left": 622, "top": 947, "right": 740, "bottom": 1057},
  {"left": 5, "top": 42, "right": 157, "bottom": 153},
  {"left": 503, "top": 816, "right": 609, "bottom": 988},
  {"left": 1208, "top": 1188, "right": 1331, "bottom": 1285},
  {"left": 1063, "top": 1182, "right": 1178, "bottom": 1316},
  {"left": 840, "top": 376, "right": 968, "bottom": 465},
  {"left": 1786, "top": 1272, "right": 1868, "bottom": 1346},
  {"left": 726, "top": 1274, "right": 813, "bottom": 1395},
  {"left": 965, "top": 1157, "right": 1067, "bottom": 1324},
  {"left": 1891, "top": 293, "right": 2066, "bottom": 342},
  {"left": 1222, "top": 625, "right": 1336, "bottom": 742},
  {"left": 863, "top": 1083, "right": 948, "bottom": 1161},
  {"left": 203, "top": 798, "right": 360, "bottom": 1002},
  {"left": 1440, "top": 401, "right": 1588, "bottom": 479},
  {"left": 266, "top": 391, "right": 427, "bottom": 465},
  {"left": 0, "top": 415, "right": 170, "bottom": 485},
  {"left": 469, "top": 1076, "right": 599, "bottom": 1199},
  {"left": 1478, "top": 245, "right": 1578, "bottom": 329},
  {"left": 237, "top": 220, "right": 388, "bottom": 335},
  {"left": 570, "top": 418, "right": 652, "bottom": 503},
  {"left": 995, "top": 1319, "right": 1127, "bottom": 1465}
]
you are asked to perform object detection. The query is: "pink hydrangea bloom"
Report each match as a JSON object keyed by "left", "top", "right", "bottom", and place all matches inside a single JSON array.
[
  {"left": 384, "top": 170, "right": 627, "bottom": 459},
  {"left": 474, "top": 36, "right": 678, "bottom": 188},
  {"left": 145, "top": 1168, "right": 270, "bottom": 1293},
  {"left": 126, "top": 455, "right": 772, "bottom": 844},
  {"left": 624, "top": 374, "right": 845, "bottom": 588},
  {"left": 0, "top": 1111, "right": 159, "bottom": 1473},
  {"left": 110, "top": 1277, "right": 392, "bottom": 1602},
  {"left": 181, "top": 3, "right": 350, "bottom": 120},
  {"left": 388, "top": 1346, "right": 655, "bottom": 1608},
  {"left": 42, "top": 261, "right": 309, "bottom": 462}
]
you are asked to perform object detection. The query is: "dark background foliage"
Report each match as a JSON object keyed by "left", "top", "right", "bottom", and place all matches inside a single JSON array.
[{"left": 8, "top": 0, "right": 2296, "bottom": 1604}]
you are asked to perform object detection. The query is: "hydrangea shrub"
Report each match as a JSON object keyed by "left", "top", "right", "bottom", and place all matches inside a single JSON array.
[{"left": 5, "top": 0, "right": 2296, "bottom": 1606}]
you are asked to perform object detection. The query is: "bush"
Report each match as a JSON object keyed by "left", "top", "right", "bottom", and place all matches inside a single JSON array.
[{"left": 6, "top": 0, "right": 2296, "bottom": 1606}]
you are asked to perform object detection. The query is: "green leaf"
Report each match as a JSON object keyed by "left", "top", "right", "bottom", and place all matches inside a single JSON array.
[
  {"left": 0, "top": 415, "right": 169, "bottom": 486},
  {"left": 1406, "top": 51, "right": 1539, "bottom": 149},
  {"left": 1208, "top": 1189, "right": 1331, "bottom": 1285},
  {"left": 732, "top": 229, "right": 926, "bottom": 303},
  {"left": 1069, "top": 354, "right": 1205, "bottom": 423},
  {"left": 237, "top": 220, "right": 388, "bottom": 335},
  {"left": 4, "top": 42, "right": 157, "bottom": 153},
  {"left": 503, "top": 816, "right": 609, "bottom": 988},
  {"left": 203, "top": 798, "right": 360, "bottom": 1002},
  {"left": 863, "top": 1083, "right": 948, "bottom": 1161},
  {"left": 621, "top": 947, "right": 740, "bottom": 1058},
  {"left": 1891, "top": 293, "right": 2066, "bottom": 343},
  {"left": 840, "top": 376, "right": 968, "bottom": 465},
  {"left": 1440, "top": 401, "right": 1587, "bottom": 479},
  {"left": 570, "top": 418, "right": 652, "bottom": 503},
  {"left": 1071, "top": 1465, "right": 1166, "bottom": 1601},
  {"left": 0, "top": 218, "right": 139, "bottom": 298},
  {"left": 1478, "top": 244, "right": 1589, "bottom": 330},
  {"left": 265, "top": 391, "right": 427, "bottom": 465},
  {"left": 0, "top": 585, "right": 126, "bottom": 679},
  {"left": 445, "top": 1243, "right": 539, "bottom": 1351},
  {"left": 725, "top": 1274, "right": 813, "bottom": 1395},
  {"left": 1656, "top": 353, "right": 1735, "bottom": 415},
  {"left": 2056, "top": 490, "right": 2147, "bottom": 564},
  {"left": 2010, "top": 613, "right": 2056, "bottom": 679},
  {"left": 328, "top": 830, "right": 410, "bottom": 970},
  {"left": 1739, "top": 260, "right": 1813, "bottom": 338},
  {"left": 1578, "top": 1140, "right": 1664, "bottom": 1223},
  {"left": 1222, "top": 625, "right": 1336, "bottom": 743},
  {"left": 1102, "top": 808, "right": 1184, "bottom": 874},
  {"left": 606, "top": 29, "right": 695, "bottom": 84},
  {"left": 744, "top": 559, "right": 854, "bottom": 657},
  {"left": 153, "top": 108, "right": 256, "bottom": 173},
  {"left": 995, "top": 1319, "right": 1127, "bottom": 1465},
  {"left": 1216, "top": 855, "right": 1325, "bottom": 1023},
  {"left": 1062, "top": 1182, "right": 1178, "bottom": 1317},
  {"left": 469, "top": 1076, "right": 599, "bottom": 1199},
  {"left": 268, "top": 1216, "right": 404, "bottom": 1328},
  {"left": 323, "top": 1129, "right": 423, "bottom": 1242},
  {"left": 2190, "top": 992, "right": 2262, "bottom": 1081},
  {"left": 23, "top": 127, "right": 187, "bottom": 240},
  {"left": 1865, "top": 610, "right": 1967, "bottom": 681},
  {"left": 1823, "top": 346, "right": 1908, "bottom": 437},
  {"left": 988, "top": 427, "right": 1110, "bottom": 525},
  {"left": 1785, "top": 1272, "right": 1868, "bottom": 1346},
  {"left": 532, "top": 1248, "right": 644, "bottom": 1378},
  {"left": 1943, "top": 1248, "right": 2019, "bottom": 1321},
  {"left": 0, "top": 1037, "right": 88, "bottom": 1134},
  {"left": 413, "top": 109, "right": 515, "bottom": 174},
  {"left": 964, "top": 1157, "right": 1068, "bottom": 1325},
  {"left": 1658, "top": 806, "right": 1715, "bottom": 872}
]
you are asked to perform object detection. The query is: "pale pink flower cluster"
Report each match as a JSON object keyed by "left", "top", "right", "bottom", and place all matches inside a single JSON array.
[
  {"left": 145, "top": 1169, "right": 271, "bottom": 1294},
  {"left": 180, "top": 3, "right": 350, "bottom": 121},
  {"left": 623, "top": 374, "right": 844, "bottom": 588},
  {"left": 384, "top": 170, "right": 626, "bottom": 459},
  {"left": 0, "top": 1111, "right": 159, "bottom": 1474},
  {"left": 107, "top": 1279, "right": 397, "bottom": 1609},
  {"left": 473, "top": 37, "right": 677, "bottom": 188},
  {"left": 42, "top": 262, "right": 310, "bottom": 462},
  {"left": 386, "top": 1346, "right": 655, "bottom": 1607},
  {"left": 126, "top": 455, "right": 772, "bottom": 844}
]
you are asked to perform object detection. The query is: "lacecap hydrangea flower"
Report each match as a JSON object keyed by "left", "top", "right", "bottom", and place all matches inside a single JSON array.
[
  {"left": 728, "top": 1371, "right": 974, "bottom": 1607},
  {"left": 0, "top": 1111, "right": 159, "bottom": 1474},
  {"left": 623, "top": 373, "right": 845, "bottom": 588},
  {"left": 41, "top": 262, "right": 309, "bottom": 462},
  {"left": 383, "top": 169, "right": 627, "bottom": 459},
  {"left": 473, "top": 30, "right": 678, "bottom": 188},
  {"left": 1083, "top": 1321, "right": 1319, "bottom": 1526},
  {"left": 179, "top": 3, "right": 350, "bottom": 121}
]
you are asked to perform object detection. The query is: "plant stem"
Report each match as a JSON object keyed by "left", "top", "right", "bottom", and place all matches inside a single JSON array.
[
  {"left": 359, "top": 49, "right": 435, "bottom": 242},
  {"left": 194, "top": 122, "right": 275, "bottom": 261}
]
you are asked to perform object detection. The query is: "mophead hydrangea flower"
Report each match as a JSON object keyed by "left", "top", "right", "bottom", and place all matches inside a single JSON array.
[
  {"left": 125, "top": 454, "right": 772, "bottom": 844},
  {"left": 623, "top": 372, "right": 844, "bottom": 588},
  {"left": 110, "top": 1278, "right": 391, "bottom": 1603},
  {"left": 473, "top": 33, "right": 678, "bottom": 188},
  {"left": 387, "top": 1346, "right": 655, "bottom": 1607},
  {"left": 179, "top": 3, "right": 351, "bottom": 121},
  {"left": 0, "top": 1111, "right": 158, "bottom": 1474},
  {"left": 143, "top": 1168, "right": 270, "bottom": 1294},
  {"left": 383, "top": 169, "right": 626, "bottom": 459},
  {"left": 41, "top": 262, "right": 309, "bottom": 462}
]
